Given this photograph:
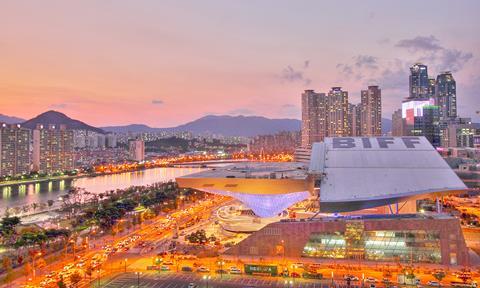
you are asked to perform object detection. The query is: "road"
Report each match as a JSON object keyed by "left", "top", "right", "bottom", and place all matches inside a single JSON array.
[{"left": 18, "top": 195, "right": 229, "bottom": 288}]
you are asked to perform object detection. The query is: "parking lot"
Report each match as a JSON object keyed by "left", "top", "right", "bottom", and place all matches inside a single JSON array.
[{"left": 99, "top": 271, "right": 340, "bottom": 288}]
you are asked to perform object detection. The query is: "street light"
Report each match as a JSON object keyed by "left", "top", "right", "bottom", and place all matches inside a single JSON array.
[
  {"left": 32, "top": 252, "right": 42, "bottom": 280},
  {"left": 217, "top": 260, "right": 225, "bottom": 279},
  {"left": 124, "top": 258, "right": 128, "bottom": 272},
  {"left": 69, "top": 239, "right": 76, "bottom": 261},
  {"left": 203, "top": 275, "right": 211, "bottom": 288},
  {"left": 96, "top": 269, "right": 101, "bottom": 288},
  {"left": 135, "top": 271, "right": 142, "bottom": 288}
]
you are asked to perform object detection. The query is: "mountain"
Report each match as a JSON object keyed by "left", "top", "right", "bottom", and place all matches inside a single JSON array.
[
  {"left": 22, "top": 110, "right": 105, "bottom": 133},
  {"left": 0, "top": 114, "right": 25, "bottom": 124},
  {"left": 102, "top": 115, "right": 301, "bottom": 137},
  {"left": 101, "top": 124, "right": 161, "bottom": 133},
  {"left": 381, "top": 118, "right": 392, "bottom": 134},
  {"left": 173, "top": 115, "right": 301, "bottom": 137}
]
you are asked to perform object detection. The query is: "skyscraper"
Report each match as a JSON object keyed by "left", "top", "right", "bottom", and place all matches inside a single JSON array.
[
  {"left": 348, "top": 103, "right": 362, "bottom": 136},
  {"left": 301, "top": 90, "right": 327, "bottom": 147},
  {"left": 360, "top": 85, "right": 382, "bottom": 136},
  {"left": 409, "top": 63, "right": 429, "bottom": 99},
  {"left": 327, "top": 87, "right": 349, "bottom": 137},
  {"left": 392, "top": 109, "right": 404, "bottom": 136},
  {"left": 0, "top": 123, "right": 30, "bottom": 177},
  {"left": 428, "top": 78, "right": 436, "bottom": 98},
  {"left": 129, "top": 139, "right": 145, "bottom": 162},
  {"left": 33, "top": 124, "right": 75, "bottom": 174},
  {"left": 412, "top": 105, "right": 441, "bottom": 147},
  {"left": 435, "top": 71, "right": 457, "bottom": 120}
]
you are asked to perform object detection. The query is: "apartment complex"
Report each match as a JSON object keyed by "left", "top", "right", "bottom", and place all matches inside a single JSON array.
[{"left": 0, "top": 123, "right": 30, "bottom": 177}]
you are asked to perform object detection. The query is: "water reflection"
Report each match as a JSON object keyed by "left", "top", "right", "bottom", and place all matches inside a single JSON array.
[{"left": 0, "top": 167, "right": 203, "bottom": 213}]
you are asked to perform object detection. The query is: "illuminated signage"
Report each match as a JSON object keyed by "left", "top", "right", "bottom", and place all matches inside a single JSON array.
[{"left": 328, "top": 137, "right": 431, "bottom": 149}]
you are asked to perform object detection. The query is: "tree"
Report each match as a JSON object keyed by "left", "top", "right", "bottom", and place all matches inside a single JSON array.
[
  {"left": 0, "top": 216, "right": 21, "bottom": 245},
  {"left": 433, "top": 271, "right": 446, "bottom": 282},
  {"left": 57, "top": 276, "right": 67, "bottom": 288},
  {"left": 70, "top": 270, "right": 82, "bottom": 287},
  {"left": 2, "top": 256, "right": 13, "bottom": 286}
]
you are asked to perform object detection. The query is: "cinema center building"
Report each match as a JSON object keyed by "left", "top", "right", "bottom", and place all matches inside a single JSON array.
[{"left": 177, "top": 137, "right": 469, "bottom": 266}]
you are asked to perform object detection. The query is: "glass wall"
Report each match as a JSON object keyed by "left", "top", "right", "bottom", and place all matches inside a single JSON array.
[{"left": 302, "top": 228, "right": 441, "bottom": 264}]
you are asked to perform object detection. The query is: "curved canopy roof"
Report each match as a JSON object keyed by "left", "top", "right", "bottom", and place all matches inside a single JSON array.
[{"left": 312, "top": 136, "right": 467, "bottom": 212}]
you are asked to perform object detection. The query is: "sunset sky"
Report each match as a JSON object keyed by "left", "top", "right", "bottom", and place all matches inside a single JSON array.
[{"left": 1, "top": 1, "right": 479, "bottom": 127}]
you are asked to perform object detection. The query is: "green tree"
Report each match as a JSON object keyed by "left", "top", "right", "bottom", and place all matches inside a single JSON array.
[
  {"left": 57, "top": 276, "right": 67, "bottom": 288},
  {"left": 70, "top": 270, "right": 82, "bottom": 287},
  {"left": 433, "top": 271, "right": 446, "bottom": 282}
]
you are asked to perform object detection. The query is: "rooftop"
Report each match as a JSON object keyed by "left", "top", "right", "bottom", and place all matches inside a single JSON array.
[{"left": 178, "top": 162, "right": 308, "bottom": 180}]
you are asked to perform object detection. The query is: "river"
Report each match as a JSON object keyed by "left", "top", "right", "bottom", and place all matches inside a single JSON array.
[{"left": 0, "top": 167, "right": 204, "bottom": 213}]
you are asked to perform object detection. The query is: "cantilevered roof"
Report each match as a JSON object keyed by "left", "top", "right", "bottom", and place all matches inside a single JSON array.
[{"left": 312, "top": 136, "right": 467, "bottom": 212}]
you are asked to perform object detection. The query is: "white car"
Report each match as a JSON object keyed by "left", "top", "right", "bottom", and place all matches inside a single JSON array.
[
  {"left": 197, "top": 266, "right": 210, "bottom": 273},
  {"left": 427, "top": 281, "right": 442, "bottom": 287},
  {"left": 366, "top": 277, "right": 378, "bottom": 283},
  {"left": 187, "top": 283, "right": 197, "bottom": 288}
]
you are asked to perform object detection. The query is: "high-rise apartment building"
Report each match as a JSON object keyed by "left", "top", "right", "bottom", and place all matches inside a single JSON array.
[
  {"left": 327, "top": 87, "right": 349, "bottom": 137},
  {"left": 0, "top": 123, "right": 30, "bottom": 177},
  {"left": 435, "top": 71, "right": 457, "bottom": 120},
  {"left": 129, "top": 139, "right": 145, "bottom": 162},
  {"left": 301, "top": 90, "right": 327, "bottom": 147},
  {"left": 33, "top": 124, "right": 74, "bottom": 174},
  {"left": 413, "top": 105, "right": 441, "bottom": 147},
  {"left": 409, "top": 63, "right": 429, "bottom": 99},
  {"left": 348, "top": 103, "right": 362, "bottom": 136},
  {"left": 392, "top": 109, "right": 404, "bottom": 136},
  {"left": 249, "top": 131, "right": 300, "bottom": 154},
  {"left": 440, "top": 118, "right": 476, "bottom": 148},
  {"left": 428, "top": 78, "right": 436, "bottom": 98},
  {"left": 360, "top": 86, "right": 382, "bottom": 136}
]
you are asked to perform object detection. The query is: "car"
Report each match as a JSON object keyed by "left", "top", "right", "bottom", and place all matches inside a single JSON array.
[
  {"left": 366, "top": 277, "right": 378, "bottom": 283},
  {"left": 302, "top": 272, "right": 323, "bottom": 279},
  {"left": 230, "top": 267, "right": 241, "bottom": 274},
  {"left": 344, "top": 275, "right": 359, "bottom": 281},
  {"left": 291, "top": 272, "right": 301, "bottom": 278},
  {"left": 187, "top": 283, "right": 197, "bottom": 288},
  {"left": 181, "top": 266, "right": 193, "bottom": 272},
  {"left": 215, "top": 269, "right": 228, "bottom": 274},
  {"left": 427, "top": 281, "right": 441, "bottom": 287},
  {"left": 163, "top": 261, "right": 174, "bottom": 265},
  {"left": 197, "top": 266, "right": 210, "bottom": 273},
  {"left": 63, "top": 264, "right": 75, "bottom": 271},
  {"left": 161, "top": 265, "right": 170, "bottom": 271},
  {"left": 370, "top": 284, "right": 376, "bottom": 288}
]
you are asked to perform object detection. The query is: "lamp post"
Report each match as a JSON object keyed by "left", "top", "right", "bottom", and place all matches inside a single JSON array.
[
  {"left": 32, "top": 252, "right": 42, "bottom": 280},
  {"left": 69, "top": 239, "right": 76, "bottom": 262},
  {"left": 203, "top": 275, "right": 211, "bottom": 288},
  {"left": 135, "top": 271, "right": 142, "bottom": 288},
  {"left": 331, "top": 271, "right": 334, "bottom": 287},
  {"left": 124, "top": 258, "right": 128, "bottom": 272},
  {"left": 96, "top": 269, "right": 101, "bottom": 288},
  {"left": 217, "top": 260, "right": 225, "bottom": 279}
]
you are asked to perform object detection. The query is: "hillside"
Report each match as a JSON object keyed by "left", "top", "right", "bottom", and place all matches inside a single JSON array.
[{"left": 22, "top": 110, "right": 105, "bottom": 133}]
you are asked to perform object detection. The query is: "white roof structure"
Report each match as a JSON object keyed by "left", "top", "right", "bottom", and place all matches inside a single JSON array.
[
  {"left": 311, "top": 136, "right": 467, "bottom": 212},
  {"left": 176, "top": 136, "right": 467, "bottom": 217}
]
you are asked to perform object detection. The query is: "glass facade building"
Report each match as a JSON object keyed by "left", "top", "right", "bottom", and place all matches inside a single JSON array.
[{"left": 302, "top": 222, "right": 442, "bottom": 264}]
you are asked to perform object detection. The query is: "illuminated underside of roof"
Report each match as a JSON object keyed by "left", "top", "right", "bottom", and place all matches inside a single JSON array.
[
  {"left": 177, "top": 137, "right": 467, "bottom": 217},
  {"left": 196, "top": 188, "right": 310, "bottom": 218}
]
